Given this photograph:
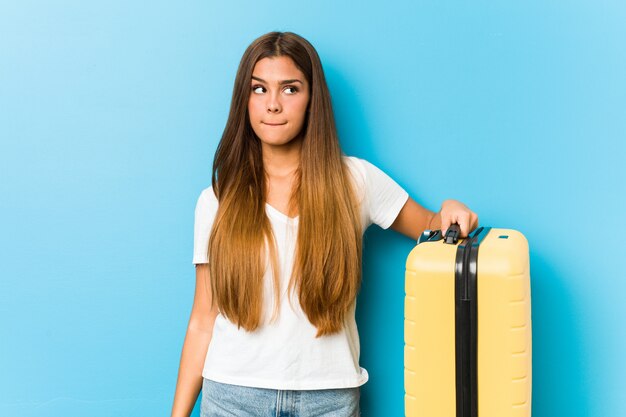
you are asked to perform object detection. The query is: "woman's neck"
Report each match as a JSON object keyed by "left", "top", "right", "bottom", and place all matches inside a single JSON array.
[
  {"left": 262, "top": 138, "right": 301, "bottom": 217},
  {"left": 261, "top": 138, "right": 302, "bottom": 179}
]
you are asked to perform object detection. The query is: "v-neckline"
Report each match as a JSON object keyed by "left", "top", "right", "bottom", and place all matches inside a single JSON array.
[{"left": 265, "top": 202, "right": 299, "bottom": 222}]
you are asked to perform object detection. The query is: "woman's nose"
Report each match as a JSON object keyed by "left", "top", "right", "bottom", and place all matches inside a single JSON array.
[{"left": 267, "top": 93, "right": 281, "bottom": 113}]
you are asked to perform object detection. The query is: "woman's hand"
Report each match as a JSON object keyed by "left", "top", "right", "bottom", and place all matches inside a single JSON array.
[
  {"left": 439, "top": 199, "right": 479, "bottom": 238},
  {"left": 389, "top": 197, "right": 479, "bottom": 241}
]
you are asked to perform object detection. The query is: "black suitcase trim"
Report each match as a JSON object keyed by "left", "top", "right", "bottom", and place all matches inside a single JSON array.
[{"left": 453, "top": 227, "right": 491, "bottom": 417}]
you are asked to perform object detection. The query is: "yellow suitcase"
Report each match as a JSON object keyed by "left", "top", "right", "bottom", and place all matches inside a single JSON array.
[{"left": 404, "top": 226, "right": 531, "bottom": 417}]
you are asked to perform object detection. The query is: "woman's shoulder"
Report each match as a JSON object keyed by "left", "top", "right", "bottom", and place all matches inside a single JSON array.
[
  {"left": 342, "top": 155, "right": 367, "bottom": 176},
  {"left": 198, "top": 185, "right": 218, "bottom": 200},
  {"left": 342, "top": 155, "right": 382, "bottom": 183},
  {"left": 341, "top": 155, "right": 369, "bottom": 198},
  {"left": 195, "top": 186, "right": 219, "bottom": 212}
]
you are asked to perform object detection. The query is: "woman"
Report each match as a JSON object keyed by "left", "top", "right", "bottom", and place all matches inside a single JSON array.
[{"left": 171, "top": 31, "right": 478, "bottom": 417}]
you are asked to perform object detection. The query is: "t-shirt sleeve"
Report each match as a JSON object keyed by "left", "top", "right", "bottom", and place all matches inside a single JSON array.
[
  {"left": 360, "top": 158, "right": 409, "bottom": 230},
  {"left": 192, "top": 187, "right": 219, "bottom": 265}
]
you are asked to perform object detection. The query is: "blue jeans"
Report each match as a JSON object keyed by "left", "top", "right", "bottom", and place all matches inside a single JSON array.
[{"left": 200, "top": 378, "right": 361, "bottom": 417}]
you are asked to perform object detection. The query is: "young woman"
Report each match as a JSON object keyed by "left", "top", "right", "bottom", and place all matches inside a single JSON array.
[{"left": 171, "top": 31, "right": 478, "bottom": 417}]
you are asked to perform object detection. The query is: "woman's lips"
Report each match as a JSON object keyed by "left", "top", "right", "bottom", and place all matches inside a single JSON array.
[{"left": 263, "top": 122, "right": 287, "bottom": 126}]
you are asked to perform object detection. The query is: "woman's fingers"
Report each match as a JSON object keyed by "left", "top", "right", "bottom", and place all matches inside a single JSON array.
[
  {"left": 441, "top": 217, "right": 452, "bottom": 237},
  {"left": 459, "top": 212, "right": 471, "bottom": 237},
  {"left": 470, "top": 212, "right": 479, "bottom": 231},
  {"left": 440, "top": 200, "right": 478, "bottom": 238}
]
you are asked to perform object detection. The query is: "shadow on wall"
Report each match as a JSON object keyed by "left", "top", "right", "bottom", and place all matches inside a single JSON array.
[
  {"left": 530, "top": 251, "right": 591, "bottom": 417},
  {"left": 357, "top": 227, "right": 412, "bottom": 417}
]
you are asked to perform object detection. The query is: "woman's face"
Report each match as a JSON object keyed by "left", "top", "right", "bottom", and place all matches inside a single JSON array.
[{"left": 248, "top": 56, "right": 310, "bottom": 150}]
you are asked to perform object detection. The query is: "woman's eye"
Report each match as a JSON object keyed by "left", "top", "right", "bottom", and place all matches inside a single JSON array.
[
  {"left": 284, "top": 86, "right": 298, "bottom": 95},
  {"left": 252, "top": 86, "right": 265, "bottom": 94}
]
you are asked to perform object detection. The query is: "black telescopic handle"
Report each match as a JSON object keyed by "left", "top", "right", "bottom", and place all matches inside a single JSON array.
[{"left": 444, "top": 223, "right": 462, "bottom": 244}]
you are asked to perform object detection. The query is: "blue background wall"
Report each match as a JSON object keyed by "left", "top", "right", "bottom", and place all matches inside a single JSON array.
[{"left": 1, "top": 1, "right": 624, "bottom": 416}]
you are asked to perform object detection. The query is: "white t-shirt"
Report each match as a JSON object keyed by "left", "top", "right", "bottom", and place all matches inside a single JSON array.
[{"left": 192, "top": 156, "right": 409, "bottom": 390}]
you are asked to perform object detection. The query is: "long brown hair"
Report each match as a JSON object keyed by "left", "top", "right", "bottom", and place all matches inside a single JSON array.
[{"left": 208, "top": 31, "right": 362, "bottom": 337}]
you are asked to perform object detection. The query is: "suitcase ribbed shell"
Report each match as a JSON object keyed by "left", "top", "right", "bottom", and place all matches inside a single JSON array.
[{"left": 404, "top": 228, "right": 531, "bottom": 417}]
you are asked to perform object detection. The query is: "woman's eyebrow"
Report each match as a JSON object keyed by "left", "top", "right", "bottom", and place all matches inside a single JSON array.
[{"left": 251, "top": 75, "right": 303, "bottom": 85}]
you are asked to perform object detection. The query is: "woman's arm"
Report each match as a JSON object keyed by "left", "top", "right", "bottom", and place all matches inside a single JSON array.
[
  {"left": 390, "top": 197, "right": 479, "bottom": 240},
  {"left": 170, "top": 264, "right": 219, "bottom": 417}
]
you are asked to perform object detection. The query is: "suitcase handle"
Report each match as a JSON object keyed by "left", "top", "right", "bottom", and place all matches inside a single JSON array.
[
  {"left": 417, "top": 223, "right": 462, "bottom": 244},
  {"left": 444, "top": 223, "right": 461, "bottom": 244}
]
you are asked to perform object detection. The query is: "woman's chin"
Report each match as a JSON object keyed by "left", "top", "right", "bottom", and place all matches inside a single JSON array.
[{"left": 259, "top": 135, "right": 303, "bottom": 149}]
